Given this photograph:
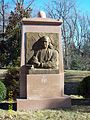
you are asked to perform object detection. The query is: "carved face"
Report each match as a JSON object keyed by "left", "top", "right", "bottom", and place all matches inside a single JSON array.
[
  {"left": 42, "top": 36, "right": 50, "bottom": 49},
  {"left": 43, "top": 41, "right": 49, "bottom": 49}
]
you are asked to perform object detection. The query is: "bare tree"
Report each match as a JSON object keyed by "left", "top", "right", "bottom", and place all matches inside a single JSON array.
[
  {"left": 46, "top": 0, "right": 90, "bottom": 70},
  {"left": 0, "top": 0, "right": 9, "bottom": 40},
  {"left": 46, "top": 0, "right": 78, "bottom": 69}
]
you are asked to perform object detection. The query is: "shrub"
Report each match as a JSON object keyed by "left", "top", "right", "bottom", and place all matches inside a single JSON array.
[
  {"left": 78, "top": 76, "right": 90, "bottom": 98},
  {"left": 0, "top": 81, "right": 7, "bottom": 101},
  {"left": 3, "top": 67, "right": 19, "bottom": 100}
]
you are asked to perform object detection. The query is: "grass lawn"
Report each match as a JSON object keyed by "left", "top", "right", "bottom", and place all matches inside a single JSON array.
[
  {"left": 0, "top": 69, "right": 90, "bottom": 119},
  {"left": 64, "top": 70, "right": 90, "bottom": 82},
  {"left": 0, "top": 105, "right": 90, "bottom": 120}
]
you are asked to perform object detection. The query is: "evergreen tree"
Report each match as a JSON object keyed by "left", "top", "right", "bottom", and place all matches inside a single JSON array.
[{"left": 0, "top": 1, "right": 32, "bottom": 67}]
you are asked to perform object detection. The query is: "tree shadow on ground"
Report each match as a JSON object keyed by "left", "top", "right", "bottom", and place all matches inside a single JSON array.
[{"left": 0, "top": 103, "right": 17, "bottom": 111}]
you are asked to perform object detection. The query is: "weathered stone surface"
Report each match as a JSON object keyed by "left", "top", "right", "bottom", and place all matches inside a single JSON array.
[
  {"left": 17, "top": 16, "right": 71, "bottom": 110},
  {"left": 27, "top": 74, "right": 64, "bottom": 99},
  {"left": 17, "top": 96, "right": 71, "bottom": 110}
]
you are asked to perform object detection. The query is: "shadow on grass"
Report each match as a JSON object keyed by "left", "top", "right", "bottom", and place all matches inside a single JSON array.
[
  {"left": 71, "top": 98, "right": 90, "bottom": 105},
  {"left": 64, "top": 82, "right": 80, "bottom": 95},
  {"left": 0, "top": 103, "right": 17, "bottom": 111}
]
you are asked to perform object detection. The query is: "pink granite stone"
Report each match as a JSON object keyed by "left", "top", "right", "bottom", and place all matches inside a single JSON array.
[{"left": 17, "top": 16, "right": 71, "bottom": 110}]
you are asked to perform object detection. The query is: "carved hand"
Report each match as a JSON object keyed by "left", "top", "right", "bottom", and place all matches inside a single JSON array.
[{"left": 33, "top": 56, "right": 40, "bottom": 66}]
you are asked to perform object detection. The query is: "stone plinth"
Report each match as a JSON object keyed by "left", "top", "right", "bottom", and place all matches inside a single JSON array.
[{"left": 17, "top": 96, "right": 71, "bottom": 111}]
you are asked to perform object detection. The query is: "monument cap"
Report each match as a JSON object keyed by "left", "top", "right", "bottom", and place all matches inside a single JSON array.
[{"left": 38, "top": 11, "right": 46, "bottom": 18}]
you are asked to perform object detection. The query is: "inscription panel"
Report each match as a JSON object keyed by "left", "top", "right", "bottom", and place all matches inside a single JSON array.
[{"left": 27, "top": 74, "right": 64, "bottom": 99}]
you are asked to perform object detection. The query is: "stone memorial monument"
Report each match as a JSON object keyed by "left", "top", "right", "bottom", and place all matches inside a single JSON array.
[{"left": 17, "top": 11, "right": 71, "bottom": 110}]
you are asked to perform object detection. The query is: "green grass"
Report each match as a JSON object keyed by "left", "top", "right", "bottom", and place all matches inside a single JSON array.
[
  {"left": 0, "top": 106, "right": 90, "bottom": 120},
  {"left": 64, "top": 70, "right": 90, "bottom": 82},
  {"left": 0, "top": 69, "right": 90, "bottom": 120}
]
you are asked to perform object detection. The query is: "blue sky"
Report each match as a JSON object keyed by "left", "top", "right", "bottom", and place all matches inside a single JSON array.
[
  {"left": 32, "top": 0, "right": 90, "bottom": 16},
  {"left": 33, "top": 0, "right": 90, "bottom": 11},
  {"left": 4, "top": 0, "right": 90, "bottom": 15},
  {"left": 77, "top": 0, "right": 90, "bottom": 14}
]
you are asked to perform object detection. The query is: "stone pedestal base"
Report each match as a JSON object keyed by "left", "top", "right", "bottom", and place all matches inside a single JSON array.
[{"left": 17, "top": 96, "right": 71, "bottom": 111}]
